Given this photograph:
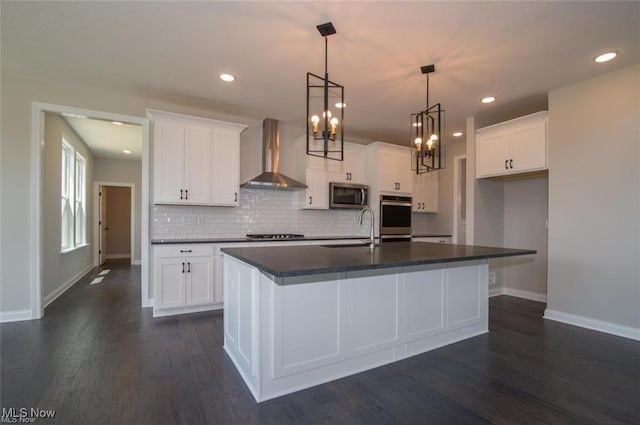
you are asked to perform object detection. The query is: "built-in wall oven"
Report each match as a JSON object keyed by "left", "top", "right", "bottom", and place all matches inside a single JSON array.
[{"left": 379, "top": 195, "right": 412, "bottom": 241}]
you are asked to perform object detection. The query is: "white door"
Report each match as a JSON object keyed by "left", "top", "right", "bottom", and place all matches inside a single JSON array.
[
  {"left": 183, "top": 126, "right": 211, "bottom": 204},
  {"left": 99, "top": 185, "right": 108, "bottom": 265},
  {"left": 155, "top": 258, "right": 187, "bottom": 309},
  {"left": 476, "top": 130, "right": 509, "bottom": 177},
  {"left": 186, "top": 256, "right": 214, "bottom": 305},
  {"left": 154, "top": 120, "right": 185, "bottom": 203},
  {"left": 509, "top": 121, "right": 547, "bottom": 172},
  {"left": 212, "top": 126, "right": 240, "bottom": 206}
]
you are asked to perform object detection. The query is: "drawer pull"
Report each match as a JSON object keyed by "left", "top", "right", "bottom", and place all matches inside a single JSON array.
[{"left": 180, "top": 249, "right": 192, "bottom": 253}]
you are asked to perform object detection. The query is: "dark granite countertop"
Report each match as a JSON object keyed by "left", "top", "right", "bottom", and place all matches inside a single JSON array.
[
  {"left": 221, "top": 241, "right": 536, "bottom": 278},
  {"left": 151, "top": 235, "right": 368, "bottom": 245}
]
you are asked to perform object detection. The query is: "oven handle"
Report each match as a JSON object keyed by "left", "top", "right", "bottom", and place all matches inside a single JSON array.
[{"left": 381, "top": 201, "right": 413, "bottom": 207}]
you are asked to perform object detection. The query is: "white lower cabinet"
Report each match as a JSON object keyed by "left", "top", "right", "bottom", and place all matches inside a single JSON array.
[{"left": 153, "top": 244, "right": 215, "bottom": 317}]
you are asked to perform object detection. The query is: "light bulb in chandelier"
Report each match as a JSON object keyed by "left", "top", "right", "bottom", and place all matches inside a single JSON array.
[
  {"left": 310, "top": 115, "right": 320, "bottom": 134},
  {"left": 414, "top": 137, "right": 423, "bottom": 149},
  {"left": 330, "top": 117, "right": 339, "bottom": 135}
]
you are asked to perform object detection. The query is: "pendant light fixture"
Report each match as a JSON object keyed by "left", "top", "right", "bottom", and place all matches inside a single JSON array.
[
  {"left": 306, "top": 22, "right": 344, "bottom": 161},
  {"left": 411, "top": 64, "right": 445, "bottom": 173}
]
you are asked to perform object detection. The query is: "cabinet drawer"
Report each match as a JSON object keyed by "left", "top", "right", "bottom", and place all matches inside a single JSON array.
[{"left": 154, "top": 244, "right": 214, "bottom": 258}]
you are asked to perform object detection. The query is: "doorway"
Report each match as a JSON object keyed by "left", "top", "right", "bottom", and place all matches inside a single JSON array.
[
  {"left": 95, "top": 183, "right": 135, "bottom": 266},
  {"left": 31, "top": 102, "right": 150, "bottom": 319},
  {"left": 453, "top": 155, "right": 467, "bottom": 245}
]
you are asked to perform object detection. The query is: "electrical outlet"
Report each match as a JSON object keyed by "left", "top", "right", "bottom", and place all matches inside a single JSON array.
[{"left": 489, "top": 272, "right": 496, "bottom": 285}]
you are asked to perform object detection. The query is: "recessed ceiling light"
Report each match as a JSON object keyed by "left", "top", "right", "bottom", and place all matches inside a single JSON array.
[
  {"left": 123, "top": 149, "right": 132, "bottom": 154},
  {"left": 335, "top": 102, "right": 347, "bottom": 109},
  {"left": 452, "top": 131, "right": 463, "bottom": 137},
  {"left": 481, "top": 96, "right": 496, "bottom": 104},
  {"left": 219, "top": 73, "right": 236, "bottom": 82},
  {"left": 594, "top": 51, "right": 617, "bottom": 63},
  {"left": 112, "top": 121, "right": 123, "bottom": 126}
]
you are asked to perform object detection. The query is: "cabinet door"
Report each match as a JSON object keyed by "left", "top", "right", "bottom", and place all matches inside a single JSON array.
[
  {"left": 183, "top": 126, "right": 211, "bottom": 204},
  {"left": 476, "top": 130, "right": 509, "bottom": 178},
  {"left": 212, "top": 126, "right": 240, "bottom": 206},
  {"left": 304, "top": 167, "right": 329, "bottom": 209},
  {"left": 378, "top": 149, "right": 398, "bottom": 192},
  {"left": 186, "top": 256, "right": 214, "bottom": 306},
  {"left": 421, "top": 171, "right": 439, "bottom": 212},
  {"left": 154, "top": 121, "right": 185, "bottom": 203},
  {"left": 412, "top": 172, "right": 423, "bottom": 212},
  {"left": 393, "top": 150, "right": 413, "bottom": 194},
  {"left": 509, "top": 119, "right": 547, "bottom": 172},
  {"left": 155, "top": 258, "right": 187, "bottom": 309},
  {"left": 344, "top": 144, "right": 365, "bottom": 184}
]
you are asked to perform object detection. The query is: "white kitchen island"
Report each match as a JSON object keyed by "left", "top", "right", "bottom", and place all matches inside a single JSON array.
[{"left": 221, "top": 242, "right": 534, "bottom": 402}]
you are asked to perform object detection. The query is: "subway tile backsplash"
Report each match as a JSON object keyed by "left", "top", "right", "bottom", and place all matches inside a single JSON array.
[{"left": 152, "top": 188, "right": 370, "bottom": 239}]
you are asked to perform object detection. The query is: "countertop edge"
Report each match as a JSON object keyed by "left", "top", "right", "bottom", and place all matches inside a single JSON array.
[{"left": 221, "top": 246, "right": 537, "bottom": 278}]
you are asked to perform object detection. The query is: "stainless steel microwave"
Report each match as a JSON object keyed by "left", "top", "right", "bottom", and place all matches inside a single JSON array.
[{"left": 329, "top": 182, "right": 369, "bottom": 209}]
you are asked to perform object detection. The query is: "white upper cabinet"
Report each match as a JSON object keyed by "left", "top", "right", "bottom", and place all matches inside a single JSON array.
[
  {"left": 329, "top": 143, "right": 366, "bottom": 184},
  {"left": 476, "top": 111, "right": 548, "bottom": 178},
  {"left": 412, "top": 170, "right": 439, "bottom": 213},
  {"left": 367, "top": 142, "right": 413, "bottom": 195},
  {"left": 150, "top": 109, "right": 246, "bottom": 206}
]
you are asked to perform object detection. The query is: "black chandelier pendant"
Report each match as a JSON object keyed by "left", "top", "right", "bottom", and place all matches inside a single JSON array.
[
  {"left": 411, "top": 64, "right": 445, "bottom": 173},
  {"left": 306, "top": 22, "right": 344, "bottom": 161}
]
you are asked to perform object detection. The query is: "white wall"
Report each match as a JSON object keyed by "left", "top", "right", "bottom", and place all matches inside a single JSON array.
[
  {"left": 93, "top": 158, "right": 142, "bottom": 261},
  {"left": 547, "top": 64, "right": 640, "bottom": 332},
  {"left": 42, "top": 113, "right": 94, "bottom": 304},
  {"left": 501, "top": 177, "right": 548, "bottom": 298}
]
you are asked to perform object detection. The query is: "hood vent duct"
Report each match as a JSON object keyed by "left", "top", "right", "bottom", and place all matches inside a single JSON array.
[{"left": 240, "top": 118, "right": 307, "bottom": 190}]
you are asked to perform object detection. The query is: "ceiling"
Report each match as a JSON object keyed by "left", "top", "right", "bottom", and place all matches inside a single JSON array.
[
  {"left": 63, "top": 116, "right": 143, "bottom": 160},
  {"left": 3, "top": 1, "right": 639, "bottom": 146}
]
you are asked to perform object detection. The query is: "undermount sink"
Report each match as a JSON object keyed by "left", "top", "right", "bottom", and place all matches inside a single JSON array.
[{"left": 321, "top": 243, "right": 374, "bottom": 248}]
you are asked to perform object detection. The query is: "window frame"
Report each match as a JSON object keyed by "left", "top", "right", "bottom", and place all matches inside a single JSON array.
[{"left": 60, "top": 139, "right": 88, "bottom": 253}]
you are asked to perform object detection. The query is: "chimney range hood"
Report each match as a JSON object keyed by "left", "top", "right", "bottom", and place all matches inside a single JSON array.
[{"left": 241, "top": 118, "right": 307, "bottom": 190}]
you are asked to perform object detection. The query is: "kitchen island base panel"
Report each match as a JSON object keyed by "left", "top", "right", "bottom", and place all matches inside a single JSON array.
[{"left": 223, "top": 256, "right": 489, "bottom": 402}]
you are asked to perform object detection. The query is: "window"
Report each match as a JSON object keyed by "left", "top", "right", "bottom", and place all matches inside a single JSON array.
[{"left": 61, "top": 139, "right": 87, "bottom": 252}]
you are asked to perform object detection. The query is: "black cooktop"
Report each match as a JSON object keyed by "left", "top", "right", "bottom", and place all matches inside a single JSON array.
[{"left": 246, "top": 233, "right": 305, "bottom": 240}]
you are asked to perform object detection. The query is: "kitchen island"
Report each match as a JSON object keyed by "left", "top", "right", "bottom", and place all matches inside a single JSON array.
[{"left": 221, "top": 242, "right": 535, "bottom": 402}]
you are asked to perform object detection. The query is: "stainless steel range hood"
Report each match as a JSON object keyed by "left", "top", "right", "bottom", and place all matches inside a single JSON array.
[{"left": 241, "top": 118, "right": 307, "bottom": 190}]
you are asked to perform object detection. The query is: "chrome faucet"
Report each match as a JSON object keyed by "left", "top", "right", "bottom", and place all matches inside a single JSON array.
[{"left": 358, "top": 207, "right": 375, "bottom": 250}]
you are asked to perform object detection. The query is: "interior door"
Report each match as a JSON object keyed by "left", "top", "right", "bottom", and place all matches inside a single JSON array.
[{"left": 99, "top": 185, "right": 108, "bottom": 265}]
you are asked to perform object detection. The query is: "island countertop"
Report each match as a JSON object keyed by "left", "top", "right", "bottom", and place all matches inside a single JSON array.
[{"left": 221, "top": 241, "right": 536, "bottom": 278}]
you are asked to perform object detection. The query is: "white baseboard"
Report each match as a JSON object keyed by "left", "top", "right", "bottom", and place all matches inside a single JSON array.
[
  {"left": 106, "top": 254, "right": 131, "bottom": 259},
  {"left": 0, "top": 309, "right": 33, "bottom": 323},
  {"left": 489, "top": 287, "right": 504, "bottom": 297},
  {"left": 503, "top": 288, "right": 547, "bottom": 303},
  {"left": 544, "top": 309, "right": 640, "bottom": 341},
  {"left": 488, "top": 286, "right": 547, "bottom": 303},
  {"left": 43, "top": 263, "right": 94, "bottom": 308}
]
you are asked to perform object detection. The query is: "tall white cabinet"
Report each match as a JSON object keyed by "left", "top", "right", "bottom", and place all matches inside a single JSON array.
[{"left": 150, "top": 109, "right": 247, "bottom": 206}]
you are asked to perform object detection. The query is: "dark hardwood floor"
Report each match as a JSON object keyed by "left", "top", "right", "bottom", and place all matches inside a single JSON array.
[{"left": 2, "top": 260, "right": 639, "bottom": 425}]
